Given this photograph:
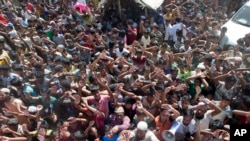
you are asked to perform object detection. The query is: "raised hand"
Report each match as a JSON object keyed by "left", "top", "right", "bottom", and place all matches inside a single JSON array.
[
  {"left": 136, "top": 101, "right": 143, "bottom": 110},
  {"left": 89, "top": 120, "right": 95, "bottom": 126}
]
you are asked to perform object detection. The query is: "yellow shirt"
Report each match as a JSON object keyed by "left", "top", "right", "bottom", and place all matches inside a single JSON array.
[
  {"left": 164, "top": 13, "right": 172, "bottom": 20},
  {"left": 0, "top": 50, "right": 11, "bottom": 66}
]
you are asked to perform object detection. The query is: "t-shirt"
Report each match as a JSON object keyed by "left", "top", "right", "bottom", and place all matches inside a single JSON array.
[
  {"left": 178, "top": 70, "right": 191, "bottom": 81},
  {"left": 140, "top": 36, "right": 150, "bottom": 47},
  {"left": 23, "top": 83, "right": 38, "bottom": 104},
  {"left": 115, "top": 48, "right": 129, "bottom": 58},
  {"left": 214, "top": 81, "right": 237, "bottom": 101},
  {"left": 188, "top": 81, "right": 205, "bottom": 100},
  {"left": 129, "top": 129, "right": 159, "bottom": 141},
  {"left": 126, "top": 28, "right": 137, "bottom": 45},
  {"left": 155, "top": 116, "right": 173, "bottom": 141},
  {"left": 38, "top": 96, "right": 57, "bottom": 114},
  {"left": 102, "top": 134, "right": 118, "bottom": 141},
  {"left": 131, "top": 56, "right": 146, "bottom": 70},
  {"left": 52, "top": 34, "right": 65, "bottom": 45},
  {"left": 87, "top": 95, "right": 110, "bottom": 118},
  {"left": 195, "top": 110, "right": 213, "bottom": 140},
  {"left": 176, "top": 116, "right": 197, "bottom": 141},
  {"left": 211, "top": 101, "right": 232, "bottom": 122}
]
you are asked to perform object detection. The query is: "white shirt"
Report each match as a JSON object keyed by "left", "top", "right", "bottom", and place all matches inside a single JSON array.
[
  {"left": 179, "top": 46, "right": 192, "bottom": 52},
  {"left": 171, "top": 23, "right": 187, "bottom": 42},
  {"left": 129, "top": 129, "right": 159, "bottom": 141},
  {"left": 176, "top": 116, "right": 197, "bottom": 141},
  {"left": 77, "top": 0, "right": 86, "bottom": 5},
  {"left": 211, "top": 101, "right": 232, "bottom": 122},
  {"left": 55, "top": 52, "right": 72, "bottom": 59},
  {"left": 21, "top": 10, "right": 31, "bottom": 20},
  {"left": 140, "top": 36, "right": 151, "bottom": 47},
  {"left": 195, "top": 110, "right": 213, "bottom": 141},
  {"left": 115, "top": 48, "right": 129, "bottom": 58},
  {"left": 8, "top": 30, "right": 18, "bottom": 39},
  {"left": 164, "top": 24, "right": 173, "bottom": 41}
]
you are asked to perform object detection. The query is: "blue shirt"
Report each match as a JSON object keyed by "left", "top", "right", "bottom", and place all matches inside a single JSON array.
[
  {"left": 102, "top": 134, "right": 118, "bottom": 141},
  {"left": 23, "top": 83, "right": 38, "bottom": 104}
]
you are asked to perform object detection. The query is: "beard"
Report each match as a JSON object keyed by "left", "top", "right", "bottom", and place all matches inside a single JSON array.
[
  {"left": 0, "top": 95, "right": 11, "bottom": 104},
  {"left": 119, "top": 47, "right": 124, "bottom": 52},
  {"left": 135, "top": 135, "right": 145, "bottom": 141},
  {"left": 195, "top": 114, "right": 204, "bottom": 120}
]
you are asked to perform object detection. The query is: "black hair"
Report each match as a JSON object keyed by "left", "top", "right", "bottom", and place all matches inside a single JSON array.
[
  {"left": 146, "top": 87, "right": 155, "bottom": 96},
  {"left": 204, "top": 54, "right": 213, "bottom": 62},
  {"left": 40, "top": 120, "right": 49, "bottom": 129},
  {"left": 34, "top": 61, "right": 42, "bottom": 68},
  {"left": 74, "top": 130, "right": 85, "bottom": 139},
  {"left": 175, "top": 17, "right": 181, "bottom": 23},
  {"left": 203, "top": 86, "right": 215, "bottom": 97},
  {"left": 35, "top": 71, "right": 44, "bottom": 78},
  {"left": 124, "top": 97, "right": 135, "bottom": 104},
  {"left": 182, "top": 95, "right": 191, "bottom": 101},
  {"left": 12, "top": 64, "right": 23, "bottom": 71},
  {"left": 222, "top": 95, "right": 231, "bottom": 102},
  {"left": 119, "top": 30, "right": 126, "bottom": 38},
  {"left": 78, "top": 61, "right": 87, "bottom": 68},
  {"left": 104, "top": 125, "right": 112, "bottom": 132},
  {"left": 88, "top": 75, "right": 96, "bottom": 84},
  {"left": 209, "top": 119, "right": 224, "bottom": 130},
  {"left": 54, "top": 56, "right": 63, "bottom": 63},
  {"left": 170, "top": 67, "right": 178, "bottom": 72},
  {"left": 50, "top": 131, "right": 59, "bottom": 139},
  {"left": 241, "top": 95, "right": 250, "bottom": 109},
  {"left": 183, "top": 109, "right": 194, "bottom": 117},
  {"left": 155, "top": 84, "right": 165, "bottom": 92},
  {"left": 194, "top": 77, "right": 202, "bottom": 84},
  {"left": 61, "top": 80, "right": 71, "bottom": 90},
  {"left": 10, "top": 77, "right": 22, "bottom": 87},
  {"left": 225, "top": 75, "right": 237, "bottom": 83},
  {"left": 63, "top": 58, "right": 71, "bottom": 65}
]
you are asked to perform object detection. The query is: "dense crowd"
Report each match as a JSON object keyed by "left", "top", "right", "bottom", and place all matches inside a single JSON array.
[{"left": 0, "top": 0, "right": 249, "bottom": 141}]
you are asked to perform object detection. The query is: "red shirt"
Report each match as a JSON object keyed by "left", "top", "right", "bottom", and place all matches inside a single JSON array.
[
  {"left": 26, "top": 2, "right": 34, "bottom": 12},
  {"left": 126, "top": 28, "right": 137, "bottom": 45},
  {"left": 87, "top": 95, "right": 110, "bottom": 118},
  {"left": 0, "top": 14, "right": 8, "bottom": 26},
  {"left": 132, "top": 55, "right": 146, "bottom": 69}
]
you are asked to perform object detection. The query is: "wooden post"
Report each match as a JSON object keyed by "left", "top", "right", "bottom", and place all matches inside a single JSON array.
[
  {"left": 117, "top": 0, "right": 121, "bottom": 18},
  {"left": 145, "top": 7, "right": 148, "bottom": 17}
]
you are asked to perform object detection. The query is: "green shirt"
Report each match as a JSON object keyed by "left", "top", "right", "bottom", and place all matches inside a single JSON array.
[
  {"left": 178, "top": 70, "right": 191, "bottom": 81},
  {"left": 189, "top": 81, "right": 204, "bottom": 99}
]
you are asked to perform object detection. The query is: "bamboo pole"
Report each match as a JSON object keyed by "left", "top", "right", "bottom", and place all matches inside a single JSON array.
[{"left": 117, "top": 0, "right": 121, "bottom": 18}]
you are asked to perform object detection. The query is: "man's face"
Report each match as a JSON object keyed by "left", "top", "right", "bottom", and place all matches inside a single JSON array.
[
  {"left": 183, "top": 115, "right": 193, "bottom": 126},
  {"left": 93, "top": 91, "right": 100, "bottom": 101},
  {"left": 115, "top": 112, "right": 124, "bottom": 120},
  {"left": 160, "top": 109, "right": 170, "bottom": 121},
  {"left": 195, "top": 106, "right": 206, "bottom": 120},
  {"left": 136, "top": 129, "right": 147, "bottom": 140},
  {"left": 225, "top": 81, "right": 234, "bottom": 89},
  {"left": 220, "top": 99, "right": 230, "bottom": 109},
  {"left": 181, "top": 99, "right": 189, "bottom": 109},
  {"left": 244, "top": 36, "right": 250, "bottom": 43},
  {"left": 0, "top": 92, "right": 6, "bottom": 101},
  {"left": 53, "top": 30, "right": 58, "bottom": 36},
  {"left": 146, "top": 95, "right": 154, "bottom": 103}
]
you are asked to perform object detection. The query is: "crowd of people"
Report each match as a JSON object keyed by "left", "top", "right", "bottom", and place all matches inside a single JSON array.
[{"left": 0, "top": 0, "right": 249, "bottom": 140}]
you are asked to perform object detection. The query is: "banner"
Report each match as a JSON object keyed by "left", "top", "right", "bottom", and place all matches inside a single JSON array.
[{"left": 140, "top": 0, "right": 164, "bottom": 10}]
